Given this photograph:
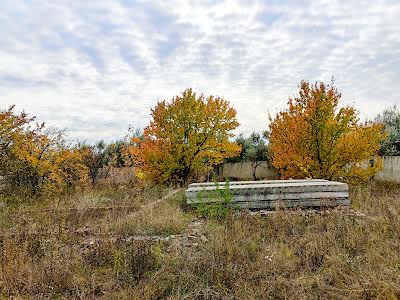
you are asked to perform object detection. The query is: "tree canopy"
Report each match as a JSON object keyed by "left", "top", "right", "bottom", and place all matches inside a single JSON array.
[
  {"left": 375, "top": 105, "right": 400, "bottom": 156},
  {"left": 226, "top": 132, "right": 269, "bottom": 180},
  {"left": 229, "top": 132, "right": 269, "bottom": 163},
  {"left": 128, "top": 88, "right": 241, "bottom": 185},
  {"left": 268, "top": 81, "right": 386, "bottom": 182}
]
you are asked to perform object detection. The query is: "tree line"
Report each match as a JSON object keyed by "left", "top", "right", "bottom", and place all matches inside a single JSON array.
[{"left": 1, "top": 80, "right": 399, "bottom": 196}]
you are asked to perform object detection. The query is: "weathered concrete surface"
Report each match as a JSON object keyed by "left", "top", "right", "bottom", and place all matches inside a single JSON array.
[
  {"left": 375, "top": 156, "right": 400, "bottom": 183},
  {"left": 186, "top": 179, "right": 350, "bottom": 208},
  {"left": 217, "top": 156, "right": 400, "bottom": 183},
  {"left": 214, "top": 161, "right": 277, "bottom": 180},
  {"left": 189, "top": 179, "right": 328, "bottom": 188}
]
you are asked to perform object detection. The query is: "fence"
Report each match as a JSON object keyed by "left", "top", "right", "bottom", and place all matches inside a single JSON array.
[
  {"left": 1, "top": 157, "right": 400, "bottom": 189},
  {"left": 214, "top": 161, "right": 277, "bottom": 181},
  {"left": 375, "top": 156, "right": 400, "bottom": 183},
  {"left": 215, "top": 156, "right": 400, "bottom": 183}
]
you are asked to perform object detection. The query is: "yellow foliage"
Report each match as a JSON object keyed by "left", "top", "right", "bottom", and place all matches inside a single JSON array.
[
  {"left": 0, "top": 106, "right": 88, "bottom": 195},
  {"left": 269, "top": 81, "right": 387, "bottom": 183},
  {"left": 128, "top": 89, "right": 241, "bottom": 184}
]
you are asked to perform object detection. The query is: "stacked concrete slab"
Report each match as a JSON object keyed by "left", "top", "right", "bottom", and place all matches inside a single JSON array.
[{"left": 186, "top": 179, "right": 350, "bottom": 209}]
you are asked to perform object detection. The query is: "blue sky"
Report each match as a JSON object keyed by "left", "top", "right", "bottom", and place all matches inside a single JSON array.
[{"left": 0, "top": 0, "right": 399, "bottom": 143}]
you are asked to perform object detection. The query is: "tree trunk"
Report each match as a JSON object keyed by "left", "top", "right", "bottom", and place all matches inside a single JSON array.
[{"left": 252, "top": 161, "right": 257, "bottom": 181}]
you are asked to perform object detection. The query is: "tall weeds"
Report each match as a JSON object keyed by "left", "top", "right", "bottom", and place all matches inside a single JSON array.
[{"left": 1, "top": 182, "right": 399, "bottom": 299}]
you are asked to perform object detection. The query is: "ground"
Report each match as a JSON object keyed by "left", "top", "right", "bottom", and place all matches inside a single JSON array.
[{"left": 0, "top": 181, "right": 400, "bottom": 299}]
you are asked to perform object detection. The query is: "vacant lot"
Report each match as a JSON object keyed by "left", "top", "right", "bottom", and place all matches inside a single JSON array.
[{"left": 1, "top": 181, "right": 400, "bottom": 299}]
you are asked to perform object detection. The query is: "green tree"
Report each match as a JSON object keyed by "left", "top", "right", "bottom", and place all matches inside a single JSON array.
[
  {"left": 81, "top": 140, "right": 108, "bottom": 185},
  {"left": 227, "top": 132, "right": 269, "bottom": 180},
  {"left": 375, "top": 105, "right": 400, "bottom": 156}
]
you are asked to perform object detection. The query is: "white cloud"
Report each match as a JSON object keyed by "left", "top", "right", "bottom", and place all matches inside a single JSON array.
[{"left": 0, "top": 0, "right": 399, "bottom": 143}]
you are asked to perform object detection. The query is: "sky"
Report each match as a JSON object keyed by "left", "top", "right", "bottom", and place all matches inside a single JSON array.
[{"left": 0, "top": 0, "right": 399, "bottom": 143}]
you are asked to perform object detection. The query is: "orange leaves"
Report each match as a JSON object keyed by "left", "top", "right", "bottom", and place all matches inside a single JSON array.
[
  {"left": 129, "top": 89, "right": 240, "bottom": 185},
  {"left": 0, "top": 106, "right": 88, "bottom": 195},
  {"left": 269, "top": 81, "right": 386, "bottom": 183}
]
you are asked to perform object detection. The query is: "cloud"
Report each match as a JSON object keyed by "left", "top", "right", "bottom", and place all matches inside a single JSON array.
[{"left": 0, "top": 0, "right": 399, "bottom": 143}]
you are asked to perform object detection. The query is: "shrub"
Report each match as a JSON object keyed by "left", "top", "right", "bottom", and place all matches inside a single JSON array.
[{"left": 0, "top": 105, "right": 88, "bottom": 196}]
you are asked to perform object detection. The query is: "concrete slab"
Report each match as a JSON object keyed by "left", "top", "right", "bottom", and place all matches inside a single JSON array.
[
  {"left": 186, "top": 179, "right": 350, "bottom": 208},
  {"left": 188, "top": 179, "right": 328, "bottom": 188}
]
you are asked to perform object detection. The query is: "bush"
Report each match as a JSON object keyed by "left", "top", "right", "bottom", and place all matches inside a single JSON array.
[{"left": 0, "top": 105, "right": 88, "bottom": 197}]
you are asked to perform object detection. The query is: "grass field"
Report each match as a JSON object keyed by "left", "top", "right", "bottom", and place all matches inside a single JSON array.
[{"left": 1, "top": 181, "right": 400, "bottom": 299}]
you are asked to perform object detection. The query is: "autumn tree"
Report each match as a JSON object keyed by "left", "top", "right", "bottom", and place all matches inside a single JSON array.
[
  {"left": 0, "top": 105, "right": 88, "bottom": 195},
  {"left": 119, "top": 129, "right": 144, "bottom": 168},
  {"left": 0, "top": 106, "right": 33, "bottom": 181},
  {"left": 105, "top": 139, "right": 132, "bottom": 167},
  {"left": 129, "top": 89, "right": 241, "bottom": 185},
  {"left": 268, "top": 80, "right": 386, "bottom": 182}
]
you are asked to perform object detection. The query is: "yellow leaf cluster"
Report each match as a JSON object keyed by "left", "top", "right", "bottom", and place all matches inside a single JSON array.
[
  {"left": 269, "top": 81, "right": 387, "bottom": 183},
  {"left": 128, "top": 89, "right": 241, "bottom": 185},
  {"left": 0, "top": 106, "right": 88, "bottom": 195}
]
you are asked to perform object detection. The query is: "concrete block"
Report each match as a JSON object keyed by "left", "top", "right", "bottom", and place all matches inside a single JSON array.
[{"left": 186, "top": 179, "right": 350, "bottom": 208}]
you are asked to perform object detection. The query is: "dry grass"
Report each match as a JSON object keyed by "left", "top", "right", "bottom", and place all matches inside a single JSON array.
[
  {"left": 113, "top": 194, "right": 191, "bottom": 236},
  {"left": 1, "top": 181, "right": 400, "bottom": 299},
  {"left": 0, "top": 184, "right": 170, "bottom": 234}
]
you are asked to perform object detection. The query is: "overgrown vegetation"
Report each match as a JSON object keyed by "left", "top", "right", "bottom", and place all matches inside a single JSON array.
[
  {"left": 0, "top": 82, "right": 393, "bottom": 195},
  {"left": 1, "top": 182, "right": 400, "bottom": 299},
  {"left": 1, "top": 82, "right": 399, "bottom": 299},
  {"left": 0, "top": 105, "right": 88, "bottom": 196},
  {"left": 0, "top": 106, "right": 136, "bottom": 198},
  {"left": 194, "top": 179, "right": 233, "bottom": 220}
]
